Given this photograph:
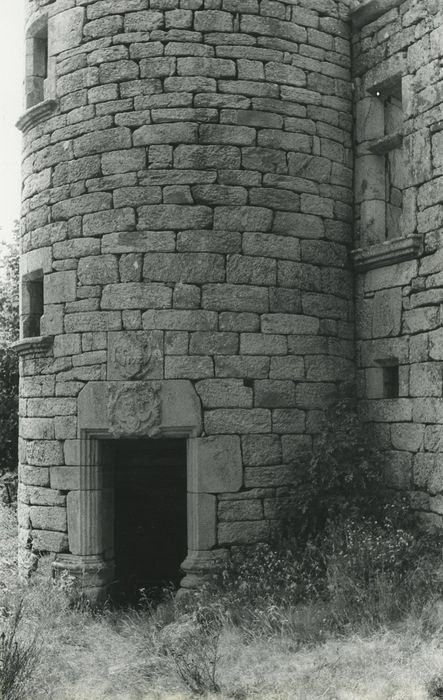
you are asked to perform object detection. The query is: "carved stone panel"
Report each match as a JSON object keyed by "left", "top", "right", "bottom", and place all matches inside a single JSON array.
[
  {"left": 108, "top": 382, "right": 162, "bottom": 437},
  {"left": 107, "top": 331, "right": 163, "bottom": 380}
]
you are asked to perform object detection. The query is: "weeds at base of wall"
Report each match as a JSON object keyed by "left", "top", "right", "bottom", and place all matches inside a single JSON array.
[
  {"left": 160, "top": 609, "right": 222, "bottom": 696},
  {"left": 0, "top": 521, "right": 442, "bottom": 699},
  {"left": 2, "top": 397, "right": 443, "bottom": 697},
  {"left": 0, "top": 599, "right": 38, "bottom": 700}
]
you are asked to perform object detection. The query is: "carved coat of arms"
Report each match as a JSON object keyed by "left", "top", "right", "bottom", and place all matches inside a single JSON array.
[
  {"left": 108, "top": 383, "right": 162, "bottom": 437},
  {"left": 108, "top": 332, "right": 163, "bottom": 380}
]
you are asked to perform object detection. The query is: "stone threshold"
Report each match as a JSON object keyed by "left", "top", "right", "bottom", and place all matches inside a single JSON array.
[
  {"left": 11, "top": 335, "right": 53, "bottom": 357},
  {"left": 16, "top": 99, "right": 58, "bottom": 134},
  {"left": 352, "top": 234, "right": 422, "bottom": 271},
  {"left": 351, "top": 0, "right": 405, "bottom": 29}
]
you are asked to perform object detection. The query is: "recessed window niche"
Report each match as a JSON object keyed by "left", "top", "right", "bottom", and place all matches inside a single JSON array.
[
  {"left": 25, "top": 16, "right": 49, "bottom": 109},
  {"left": 21, "top": 272, "right": 43, "bottom": 338},
  {"left": 366, "top": 359, "right": 400, "bottom": 399},
  {"left": 355, "top": 74, "right": 407, "bottom": 257},
  {"left": 382, "top": 363, "right": 399, "bottom": 399}
]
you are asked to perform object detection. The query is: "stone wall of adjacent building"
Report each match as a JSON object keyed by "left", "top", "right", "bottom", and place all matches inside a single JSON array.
[
  {"left": 17, "top": 0, "right": 354, "bottom": 589},
  {"left": 353, "top": 0, "right": 443, "bottom": 527}
]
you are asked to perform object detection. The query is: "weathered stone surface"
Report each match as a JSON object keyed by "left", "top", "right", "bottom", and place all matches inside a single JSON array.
[
  {"left": 242, "top": 434, "right": 282, "bottom": 466},
  {"left": 219, "top": 500, "right": 263, "bottom": 521},
  {"left": 44, "top": 272, "right": 76, "bottom": 304},
  {"left": 195, "top": 379, "right": 252, "bottom": 408},
  {"left": 20, "top": 485, "right": 65, "bottom": 507},
  {"left": 19, "top": 465, "right": 50, "bottom": 488},
  {"left": 49, "top": 8, "right": 85, "bottom": 55},
  {"left": 138, "top": 205, "right": 213, "bottom": 230},
  {"left": 165, "top": 356, "right": 214, "bottom": 379},
  {"left": 26, "top": 441, "right": 64, "bottom": 467},
  {"left": 189, "top": 332, "right": 238, "bottom": 356},
  {"left": 202, "top": 285, "right": 269, "bottom": 313},
  {"left": 143, "top": 253, "right": 224, "bottom": 284},
  {"left": 101, "top": 283, "right": 172, "bottom": 310},
  {"left": 31, "top": 530, "right": 69, "bottom": 553},
  {"left": 189, "top": 436, "right": 242, "bottom": 493},
  {"left": 372, "top": 289, "right": 402, "bottom": 338},
  {"left": 78, "top": 255, "right": 119, "bottom": 286},
  {"left": 205, "top": 409, "right": 271, "bottom": 434},
  {"left": 142, "top": 309, "right": 217, "bottom": 331},
  {"left": 29, "top": 506, "right": 67, "bottom": 533},
  {"left": 64, "top": 312, "right": 122, "bottom": 333},
  {"left": 218, "top": 520, "right": 269, "bottom": 545},
  {"left": 254, "top": 380, "right": 295, "bottom": 408}
]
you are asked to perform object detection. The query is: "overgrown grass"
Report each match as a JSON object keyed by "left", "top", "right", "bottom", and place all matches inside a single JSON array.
[
  {"left": 2, "top": 391, "right": 443, "bottom": 700},
  {"left": 0, "top": 497, "right": 443, "bottom": 699}
]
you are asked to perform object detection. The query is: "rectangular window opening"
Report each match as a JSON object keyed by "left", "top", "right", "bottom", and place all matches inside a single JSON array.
[
  {"left": 22, "top": 275, "right": 44, "bottom": 338},
  {"left": 26, "top": 20, "right": 48, "bottom": 108},
  {"left": 382, "top": 363, "right": 399, "bottom": 399},
  {"left": 378, "top": 78, "right": 403, "bottom": 241}
]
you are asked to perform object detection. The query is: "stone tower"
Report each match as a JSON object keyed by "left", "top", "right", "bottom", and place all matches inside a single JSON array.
[{"left": 17, "top": 0, "right": 443, "bottom": 600}]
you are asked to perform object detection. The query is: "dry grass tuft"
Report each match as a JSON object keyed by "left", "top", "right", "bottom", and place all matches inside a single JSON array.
[{"left": 0, "top": 502, "right": 442, "bottom": 699}]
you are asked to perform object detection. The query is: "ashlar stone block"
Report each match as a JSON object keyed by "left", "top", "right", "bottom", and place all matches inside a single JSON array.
[
  {"left": 29, "top": 506, "right": 67, "bottom": 533},
  {"left": 372, "top": 288, "right": 402, "bottom": 338},
  {"left": 189, "top": 436, "right": 242, "bottom": 493},
  {"left": 44, "top": 271, "right": 76, "bottom": 304},
  {"left": 218, "top": 520, "right": 269, "bottom": 545},
  {"left": 49, "top": 8, "right": 85, "bottom": 55},
  {"left": 101, "top": 283, "right": 172, "bottom": 310},
  {"left": 195, "top": 379, "right": 252, "bottom": 408},
  {"left": 78, "top": 255, "right": 119, "bottom": 286},
  {"left": 219, "top": 500, "right": 263, "bottom": 521}
]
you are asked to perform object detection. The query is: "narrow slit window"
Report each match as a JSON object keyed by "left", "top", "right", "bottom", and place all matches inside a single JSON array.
[
  {"left": 22, "top": 275, "right": 43, "bottom": 338},
  {"left": 26, "top": 19, "right": 48, "bottom": 108},
  {"left": 382, "top": 363, "right": 399, "bottom": 398}
]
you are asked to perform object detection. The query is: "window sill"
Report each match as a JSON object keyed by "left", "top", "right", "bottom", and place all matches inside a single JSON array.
[
  {"left": 352, "top": 235, "right": 422, "bottom": 272},
  {"left": 431, "top": 121, "right": 443, "bottom": 135},
  {"left": 368, "top": 132, "right": 403, "bottom": 155},
  {"left": 16, "top": 99, "right": 57, "bottom": 134},
  {"left": 351, "top": 0, "right": 404, "bottom": 30},
  {"left": 11, "top": 336, "right": 53, "bottom": 357}
]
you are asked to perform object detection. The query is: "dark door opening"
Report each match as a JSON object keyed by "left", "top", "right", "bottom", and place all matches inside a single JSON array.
[{"left": 112, "top": 438, "right": 187, "bottom": 603}]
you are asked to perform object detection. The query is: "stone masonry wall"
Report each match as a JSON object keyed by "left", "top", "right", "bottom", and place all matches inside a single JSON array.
[
  {"left": 353, "top": 0, "right": 443, "bottom": 527},
  {"left": 17, "top": 0, "right": 354, "bottom": 583}
]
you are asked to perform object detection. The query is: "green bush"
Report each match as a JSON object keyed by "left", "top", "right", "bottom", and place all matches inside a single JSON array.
[
  {"left": 289, "top": 396, "right": 389, "bottom": 541},
  {"left": 200, "top": 399, "right": 443, "bottom": 638}
]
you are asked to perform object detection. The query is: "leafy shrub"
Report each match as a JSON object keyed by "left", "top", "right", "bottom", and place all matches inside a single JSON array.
[
  {"left": 288, "top": 397, "right": 389, "bottom": 541},
  {"left": 427, "top": 673, "right": 443, "bottom": 699},
  {"left": 200, "top": 399, "right": 443, "bottom": 638}
]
